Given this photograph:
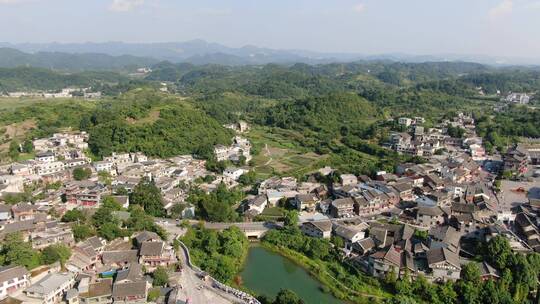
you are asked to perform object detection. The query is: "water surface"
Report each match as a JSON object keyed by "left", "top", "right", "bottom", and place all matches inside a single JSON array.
[{"left": 241, "top": 246, "right": 345, "bottom": 304}]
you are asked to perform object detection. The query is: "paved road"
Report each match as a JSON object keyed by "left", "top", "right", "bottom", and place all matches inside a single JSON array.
[
  {"left": 175, "top": 240, "right": 235, "bottom": 304},
  {"left": 498, "top": 180, "right": 540, "bottom": 211}
]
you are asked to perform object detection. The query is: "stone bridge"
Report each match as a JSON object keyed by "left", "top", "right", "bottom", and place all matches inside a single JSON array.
[{"left": 202, "top": 221, "right": 283, "bottom": 239}]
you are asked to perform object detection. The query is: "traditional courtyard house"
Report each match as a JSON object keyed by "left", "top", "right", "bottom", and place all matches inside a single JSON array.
[
  {"left": 94, "top": 161, "right": 114, "bottom": 174},
  {"left": 134, "top": 231, "right": 161, "bottom": 247},
  {"left": 352, "top": 237, "right": 376, "bottom": 255},
  {"left": 428, "top": 225, "right": 461, "bottom": 253},
  {"left": 223, "top": 167, "right": 246, "bottom": 181},
  {"left": 427, "top": 190, "right": 451, "bottom": 206},
  {"left": 368, "top": 245, "right": 403, "bottom": 278},
  {"left": 246, "top": 195, "right": 267, "bottom": 215},
  {"left": 333, "top": 224, "right": 365, "bottom": 249},
  {"left": 514, "top": 212, "right": 540, "bottom": 251},
  {"left": 426, "top": 247, "right": 461, "bottom": 281},
  {"left": 112, "top": 264, "right": 148, "bottom": 303},
  {"left": 476, "top": 261, "right": 501, "bottom": 281},
  {"left": 101, "top": 250, "right": 139, "bottom": 269},
  {"left": 416, "top": 206, "right": 446, "bottom": 227}
]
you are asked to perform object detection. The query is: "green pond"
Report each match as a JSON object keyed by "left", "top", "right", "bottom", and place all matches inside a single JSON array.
[{"left": 241, "top": 246, "right": 345, "bottom": 304}]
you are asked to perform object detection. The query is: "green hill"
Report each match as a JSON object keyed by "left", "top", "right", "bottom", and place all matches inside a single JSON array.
[{"left": 85, "top": 89, "right": 233, "bottom": 158}]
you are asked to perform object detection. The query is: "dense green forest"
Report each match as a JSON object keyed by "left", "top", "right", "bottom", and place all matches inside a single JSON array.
[
  {"left": 0, "top": 47, "right": 157, "bottom": 72},
  {"left": 0, "top": 60, "right": 539, "bottom": 171},
  {"left": 84, "top": 89, "right": 234, "bottom": 158},
  {"left": 0, "top": 67, "right": 128, "bottom": 92},
  {"left": 2, "top": 57, "right": 540, "bottom": 303}
]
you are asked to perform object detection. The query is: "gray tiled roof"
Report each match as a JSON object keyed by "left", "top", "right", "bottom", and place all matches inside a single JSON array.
[
  {"left": 0, "top": 265, "right": 28, "bottom": 284},
  {"left": 112, "top": 281, "right": 147, "bottom": 298},
  {"left": 139, "top": 241, "right": 164, "bottom": 256},
  {"left": 102, "top": 250, "right": 138, "bottom": 265},
  {"left": 25, "top": 272, "right": 74, "bottom": 295}
]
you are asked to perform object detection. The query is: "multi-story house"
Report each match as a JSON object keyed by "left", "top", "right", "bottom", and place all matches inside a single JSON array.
[
  {"left": 503, "top": 147, "right": 529, "bottom": 174},
  {"left": 11, "top": 203, "right": 38, "bottom": 221},
  {"left": 300, "top": 221, "right": 332, "bottom": 239},
  {"left": 35, "top": 151, "right": 56, "bottom": 163},
  {"left": 329, "top": 198, "right": 355, "bottom": 218},
  {"left": 36, "top": 161, "right": 65, "bottom": 176},
  {"left": 368, "top": 245, "right": 403, "bottom": 278},
  {"left": 138, "top": 241, "right": 176, "bottom": 269},
  {"left": 0, "top": 265, "right": 30, "bottom": 299},
  {"left": 94, "top": 161, "right": 114, "bottom": 174},
  {"left": 295, "top": 193, "right": 319, "bottom": 212},
  {"left": 24, "top": 272, "right": 75, "bottom": 304}
]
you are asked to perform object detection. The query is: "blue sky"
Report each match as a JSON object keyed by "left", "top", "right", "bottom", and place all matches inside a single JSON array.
[{"left": 1, "top": 0, "right": 539, "bottom": 57}]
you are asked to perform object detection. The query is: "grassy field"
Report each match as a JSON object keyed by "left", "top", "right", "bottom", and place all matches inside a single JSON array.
[{"left": 246, "top": 126, "right": 328, "bottom": 178}]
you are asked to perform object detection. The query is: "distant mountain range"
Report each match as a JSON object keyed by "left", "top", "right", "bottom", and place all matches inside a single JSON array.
[
  {"left": 0, "top": 47, "right": 157, "bottom": 71},
  {"left": 1, "top": 40, "right": 539, "bottom": 68}
]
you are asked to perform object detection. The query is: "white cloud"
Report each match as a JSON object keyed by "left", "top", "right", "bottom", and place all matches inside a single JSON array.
[
  {"left": 353, "top": 3, "right": 366, "bottom": 13},
  {"left": 109, "top": 0, "right": 145, "bottom": 12},
  {"left": 488, "top": 0, "right": 513, "bottom": 19}
]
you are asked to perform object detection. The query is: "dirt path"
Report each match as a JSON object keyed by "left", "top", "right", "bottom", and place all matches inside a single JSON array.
[{"left": 262, "top": 144, "right": 273, "bottom": 166}]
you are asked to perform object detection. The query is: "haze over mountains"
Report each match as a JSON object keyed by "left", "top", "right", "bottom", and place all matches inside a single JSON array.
[{"left": 1, "top": 40, "right": 539, "bottom": 69}]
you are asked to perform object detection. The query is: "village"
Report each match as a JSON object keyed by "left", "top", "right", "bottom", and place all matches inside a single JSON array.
[
  {"left": 0, "top": 113, "right": 539, "bottom": 304},
  {"left": 1, "top": 88, "right": 102, "bottom": 99}
]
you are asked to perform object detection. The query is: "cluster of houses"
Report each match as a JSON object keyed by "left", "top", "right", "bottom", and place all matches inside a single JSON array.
[
  {"left": 504, "top": 92, "right": 532, "bottom": 104},
  {"left": 223, "top": 121, "right": 250, "bottom": 134},
  {"left": 0, "top": 130, "right": 255, "bottom": 222},
  {"left": 2, "top": 88, "right": 102, "bottom": 99},
  {"left": 2, "top": 115, "right": 540, "bottom": 300},
  {"left": 0, "top": 127, "right": 258, "bottom": 302},
  {"left": 389, "top": 113, "right": 486, "bottom": 161},
  {"left": 0, "top": 231, "right": 178, "bottom": 303},
  {"left": 290, "top": 156, "right": 505, "bottom": 282},
  {"left": 214, "top": 136, "right": 252, "bottom": 164},
  {"left": 503, "top": 140, "right": 540, "bottom": 175},
  {"left": 240, "top": 145, "right": 510, "bottom": 282}
]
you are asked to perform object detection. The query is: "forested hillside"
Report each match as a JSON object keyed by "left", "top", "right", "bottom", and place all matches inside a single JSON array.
[
  {"left": 85, "top": 89, "right": 233, "bottom": 158},
  {"left": 1, "top": 60, "right": 539, "bottom": 172},
  {"left": 0, "top": 67, "right": 127, "bottom": 92},
  {"left": 0, "top": 48, "right": 156, "bottom": 72}
]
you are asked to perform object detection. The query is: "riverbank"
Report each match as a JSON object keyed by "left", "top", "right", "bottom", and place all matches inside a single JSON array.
[{"left": 257, "top": 242, "right": 389, "bottom": 304}]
